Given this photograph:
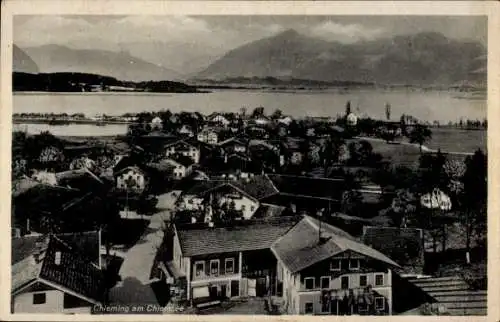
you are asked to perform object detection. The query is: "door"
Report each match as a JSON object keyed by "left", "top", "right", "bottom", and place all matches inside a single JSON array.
[
  {"left": 248, "top": 279, "right": 256, "bottom": 297},
  {"left": 256, "top": 277, "right": 267, "bottom": 297},
  {"left": 231, "top": 280, "right": 240, "bottom": 297},
  {"left": 220, "top": 284, "right": 227, "bottom": 299}
]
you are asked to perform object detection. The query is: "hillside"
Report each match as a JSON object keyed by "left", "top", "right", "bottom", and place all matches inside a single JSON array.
[
  {"left": 20, "top": 44, "right": 183, "bottom": 82},
  {"left": 197, "top": 30, "right": 486, "bottom": 86},
  {"left": 13, "top": 45, "right": 39, "bottom": 73}
]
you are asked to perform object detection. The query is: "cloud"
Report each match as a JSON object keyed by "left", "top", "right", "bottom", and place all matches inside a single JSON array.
[
  {"left": 307, "top": 21, "right": 386, "bottom": 43},
  {"left": 14, "top": 15, "right": 287, "bottom": 52}
]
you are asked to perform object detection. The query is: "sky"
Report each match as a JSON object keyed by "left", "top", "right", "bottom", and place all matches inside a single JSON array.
[{"left": 13, "top": 15, "right": 487, "bottom": 73}]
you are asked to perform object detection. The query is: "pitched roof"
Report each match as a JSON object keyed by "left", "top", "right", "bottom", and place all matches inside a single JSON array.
[
  {"left": 232, "top": 174, "right": 279, "bottom": 200},
  {"left": 253, "top": 203, "right": 287, "bottom": 219},
  {"left": 55, "top": 168, "right": 103, "bottom": 188},
  {"left": 164, "top": 139, "right": 197, "bottom": 150},
  {"left": 271, "top": 216, "right": 400, "bottom": 273},
  {"left": 168, "top": 155, "right": 196, "bottom": 167},
  {"left": 362, "top": 226, "right": 424, "bottom": 275},
  {"left": 114, "top": 165, "right": 146, "bottom": 176},
  {"left": 12, "top": 177, "right": 40, "bottom": 198},
  {"left": 12, "top": 234, "right": 105, "bottom": 303},
  {"left": 267, "top": 174, "right": 346, "bottom": 201},
  {"left": 176, "top": 216, "right": 299, "bottom": 257}
]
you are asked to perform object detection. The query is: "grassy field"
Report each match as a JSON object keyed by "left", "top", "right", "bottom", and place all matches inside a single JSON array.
[{"left": 425, "top": 128, "right": 486, "bottom": 153}]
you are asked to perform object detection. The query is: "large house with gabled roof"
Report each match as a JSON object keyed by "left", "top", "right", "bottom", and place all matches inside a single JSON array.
[
  {"left": 164, "top": 215, "right": 432, "bottom": 314},
  {"left": 11, "top": 232, "right": 106, "bottom": 313}
]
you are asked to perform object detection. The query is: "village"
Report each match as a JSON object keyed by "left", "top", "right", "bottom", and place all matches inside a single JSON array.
[{"left": 11, "top": 103, "right": 487, "bottom": 316}]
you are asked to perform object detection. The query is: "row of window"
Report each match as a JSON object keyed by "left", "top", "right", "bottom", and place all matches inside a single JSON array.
[
  {"left": 330, "top": 259, "right": 360, "bottom": 271},
  {"left": 304, "top": 296, "right": 385, "bottom": 314},
  {"left": 304, "top": 274, "right": 384, "bottom": 290},
  {"left": 194, "top": 258, "right": 235, "bottom": 277}
]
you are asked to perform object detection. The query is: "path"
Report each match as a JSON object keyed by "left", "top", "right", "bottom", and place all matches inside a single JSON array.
[
  {"left": 354, "top": 136, "right": 474, "bottom": 156},
  {"left": 108, "top": 191, "right": 178, "bottom": 307}
]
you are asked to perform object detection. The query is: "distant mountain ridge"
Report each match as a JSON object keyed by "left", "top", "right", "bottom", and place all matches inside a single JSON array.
[
  {"left": 18, "top": 44, "right": 183, "bottom": 82},
  {"left": 13, "top": 45, "right": 39, "bottom": 74},
  {"left": 197, "top": 29, "right": 486, "bottom": 86}
]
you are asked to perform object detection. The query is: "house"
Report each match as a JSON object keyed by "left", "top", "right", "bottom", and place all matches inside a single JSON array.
[
  {"left": 218, "top": 137, "right": 248, "bottom": 154},
  {"left": 165, "top": 140, "right": 201, "bottom": 164},
  {"left": 178, "top": 125, "right": 195, "bottom": 137},
  {"left": 278, "top": 116, "right": 293, "bottom": 126},
  {"left": 151, "top": 116, "right": 163, "bottom": 130},
  {"left": 114, "top": 166, "right": 148, "bottom": 193},
  {"left": 178, "top": 174, "right": 278, "bottom": 219},
  {"left": 346, "top": 113, "right": 358, "bottom": 126},
  {"left": 262, "top": 174, "right": 347, "bottom": 212},
  {"left": 254, "top": 115, "right": 271, "bottom": 126},
  {"left": 271, "top": 216, "right": 400, "bottom": 315},
  {"left": 164, "top": 155, "right": 195, "bottom": 180},
  {"left": 178, "top": 181, "right": 260, "bottom": 220},
  {"left": 197, "top": 128, "right": 220, "bottom": 145},
  {"left": 11, "top": 233, "right": 105, "bottom": 313},
  {"left": 167, "top": 217, "right": 300, "bottom": 305},
  {"left": 208, "top": 114, "right": 230, "bottom": 127}
]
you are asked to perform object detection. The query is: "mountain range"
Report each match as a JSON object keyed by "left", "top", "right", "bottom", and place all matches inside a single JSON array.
[
  {"left": 15, "top": 44, "right": 182, "bottom": 82},
  {"left": 13, "top": 29, "right": 486, "bottom": 86},
  {"left": 197, "top": 29, "right": 486, "bottom": 86}
]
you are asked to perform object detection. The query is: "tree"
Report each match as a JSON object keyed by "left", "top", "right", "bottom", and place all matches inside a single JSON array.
[
  {"left": 390, "top": 189, "right": 417, "bottom": 227},
  {"left": 385, "top": 103, "right": 391, "bottom": 121},
  {"left": 271, "top": 109, "right": 283, "bottom": 120},
  {"left": 251, "top": 106, "right": 265, "bottom": 118},
  {"left": 408, "top": 124, "right": 432, "bottom": 153},
  {"left": 341, "top": 189, "right": 363, "bottom": 217},
  {"left": 461, "top": 149, "right": 487, "bottom": 260},
  {"left": 345, "top": 101, "right": 352, "bottom": 116}
]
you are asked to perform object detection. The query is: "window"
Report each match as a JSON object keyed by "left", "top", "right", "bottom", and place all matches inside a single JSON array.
[
  {"left": 304, "top": 277, "right": 315, "bottom": 290},
  {"left": 330, "top": 259, "right": 341, "bottom": 271},
  {"left": 33, "top": 293, "right": 46, "bottom": 305},
  {"left": 305, "top": 302, "right": 314, "bottom": 314},
  {"left": 241, "top": 205, "right": 246, "bottom": 211},
  {"left": 341, "top": 276, "right": 349, "bottom": 289},
  {"left": 250, "top": 205, "right": 255, "bottom": 212},
  {"left": 320, "top": 276, "right": 330, "bottom": 289},
  {"left": 195, "top": 261, "right": 205, "bottom": 277},
  {"left": 359, "top": 275, "right": 368, "bottom": 287},
  {"left": 210, "top": 260, "right": 220, "bottom": 276},
  {"left": 375, "top": 274, "right": 384, "bottom": 286},
  {"left": 375, "top": 297, "right": 385, "bottom": 311},
  {"left": 225, "top": 258, "right": 234, "bottom": 274},
  {"left": 349, "top": 259, "right": 360, "bottom": 270}
]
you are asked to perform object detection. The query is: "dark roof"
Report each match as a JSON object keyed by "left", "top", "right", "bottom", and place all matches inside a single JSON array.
[
  {"left": 12, "top": 177, "right": 40, "bottom": 198},
  {"left": 183, "top": 180, "right": 226, "bottom": 195},
  {"left": 55, "top": 169, "right": 103, "bottom": 189},
  {"left": 362, "top": 226, "right": 424, "bottom": 275},
  {"left": 12, "top": 234, "right": 105, "bottom": 303},
  {"left": 164, "top": 139, "right": 197, "bottom": 150},
  {"left": 267, "top": 174, "right": 346, "bottom": 201},
  {"left": 253, "top": 203, "right": 287, "bottom": 219},
  {"left": 169, "top": 155, "right": 196, "bottom": 167},
  {"left": 232, "top": 174, "right": 279, "bottom": 200},
  {"left": 176, "top": 217, "right": 299, "bottom": 257},
  {"left": 271, "top": 216, "right": 399, "bottom": 273}
]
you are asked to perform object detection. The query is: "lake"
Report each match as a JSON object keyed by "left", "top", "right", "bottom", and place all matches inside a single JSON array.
[{"left": 13, "top": 89, "right": 486, "bottom": 137}]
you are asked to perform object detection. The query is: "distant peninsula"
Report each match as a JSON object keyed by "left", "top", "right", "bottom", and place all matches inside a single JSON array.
[{"left": 13, "top": 72, "right": 203, "bottom": 93}]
